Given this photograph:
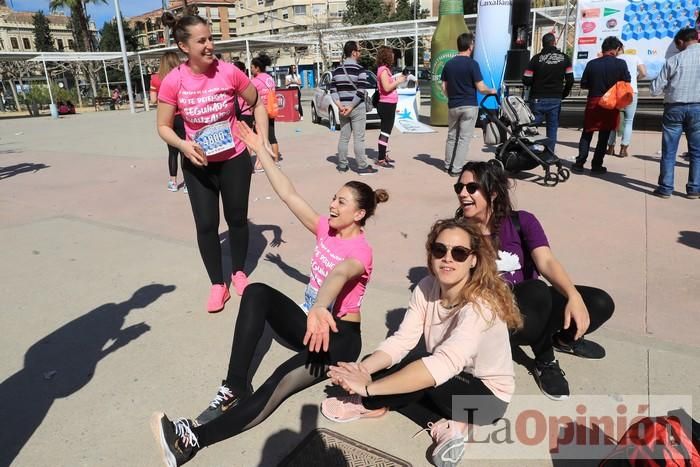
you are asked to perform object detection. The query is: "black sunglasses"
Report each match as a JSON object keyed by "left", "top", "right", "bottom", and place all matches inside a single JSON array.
[
  {"left": 430, "top": 242, "right": 474, "bottom": 262},
  {"left": 453, "top": 182, "right": 480, "bottom": 195}
]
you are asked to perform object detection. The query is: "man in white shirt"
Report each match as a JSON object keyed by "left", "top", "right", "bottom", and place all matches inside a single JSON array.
[
  {"left": 606, "top": 47, "right": 647, "bottom": 158},
  {"left": 285, "top": 64, "right": 303, "bottom": 120}
]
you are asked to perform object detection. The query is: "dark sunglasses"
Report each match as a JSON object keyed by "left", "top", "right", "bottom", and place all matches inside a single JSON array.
[
  {"left": 453, "top": 182, "right": 480, "bottom": 195},
  {"left": 430, "top": 242, "right": 474, "bottom": 262}
]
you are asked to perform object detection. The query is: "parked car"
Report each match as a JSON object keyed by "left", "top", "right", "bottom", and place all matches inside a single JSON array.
[{"left": 310, "top": 70, "right": 380, "bottom": 130}]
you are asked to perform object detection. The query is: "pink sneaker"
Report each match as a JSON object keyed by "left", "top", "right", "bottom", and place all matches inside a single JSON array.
[
  {"left": 426, "top": 419, "right": 467, "bottom": 467},
  {"left": 207, "top": 284, "right": 230, "bottom": 313},
  {"left": 231, "top": 271, "right": 249, "bottom": 296},
  {"left": 320, "top": 395, "right": 387, "bottom": 423}
]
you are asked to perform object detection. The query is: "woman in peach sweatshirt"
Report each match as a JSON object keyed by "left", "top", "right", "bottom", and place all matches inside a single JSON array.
[{"left": 321, "top": 217, "right": 522, "bottom": 467}]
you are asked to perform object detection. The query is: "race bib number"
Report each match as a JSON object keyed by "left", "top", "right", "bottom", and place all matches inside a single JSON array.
[{"left": 193, "top": 121, "right": 235, "bottom": 157}]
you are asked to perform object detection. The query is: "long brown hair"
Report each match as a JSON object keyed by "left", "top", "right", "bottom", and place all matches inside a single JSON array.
[
  {"left": 376, "top": 45, "right": 394, "bottom": 68},
  {"left": 455, "top": 160, "right": 514, "bottom": 249},
  {"left": 426, "top": 218, "right": 523, "bottom": 330},
  {"left": 158, "top": 51, "right": 181, "bottom": 80}
]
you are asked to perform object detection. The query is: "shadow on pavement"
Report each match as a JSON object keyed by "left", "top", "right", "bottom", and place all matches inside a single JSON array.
[
  {"left": 219, "top": 222, "right": 285, "bottom": 279},
  {"left": 414, "top": 153, "right": 445, "bottom": 172},
  {"left": 258, "top": 404, "right": 322, "bottom": 467},
  {"left": 263, "top": 253, "right": 309, "bottom": 286},
  {"left": 549, "top": 422, "right": 615, "bottom": 467},
  {"left": 678, "top": 231, "right": 700, "bottom": 250},
  {"left": 634, "top": 153, "right": 688, "bottom": 168},
  {"left": 407, "top": 266, "right": 428, "bottom": 292},
  {"left": 0, "top": 162, "right": 49, "bottom": 180},
  {"left": 0, "top": 283, "right": 175, "bottom": 467}
]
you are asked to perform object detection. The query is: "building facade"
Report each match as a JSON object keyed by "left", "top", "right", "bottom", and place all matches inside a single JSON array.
[
  {"left": 128, "top": 0, "right": 347, "bottom": 50},
  {"left": 0, "top": 3, "right": 90, "bottom": 52}
]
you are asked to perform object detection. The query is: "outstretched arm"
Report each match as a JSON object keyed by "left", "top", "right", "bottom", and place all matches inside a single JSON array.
[{"left": 235, "top": 121, "right": 319, "bottom": 233}]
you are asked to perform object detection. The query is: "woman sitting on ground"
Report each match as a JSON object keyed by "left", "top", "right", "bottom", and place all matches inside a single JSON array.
[
  {"left": 321, "top": 217, "right": 522, "bottom": 467},
  {"left": 150, "top": 121, "right": 389, "bottom": 467},
  {"left": 454, "top": 160, "right": 615, "bottom": 400}
]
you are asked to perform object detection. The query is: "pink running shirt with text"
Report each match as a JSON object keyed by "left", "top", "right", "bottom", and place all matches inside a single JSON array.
[
  {"left": 158, "top": 60, "right": 251, "bottom": 162},
  {"left": 307, "top": 216, "right": 373, "bottom": 317}
]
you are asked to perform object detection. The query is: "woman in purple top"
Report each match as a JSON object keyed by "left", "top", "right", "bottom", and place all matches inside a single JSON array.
[{"left": 453, "top": 161, "right": 615, "bottom": 401}]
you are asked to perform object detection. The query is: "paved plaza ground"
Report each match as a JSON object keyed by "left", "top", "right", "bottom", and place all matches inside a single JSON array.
[{"left": 0, "top": 103, "right": 698, "bottom": 467}]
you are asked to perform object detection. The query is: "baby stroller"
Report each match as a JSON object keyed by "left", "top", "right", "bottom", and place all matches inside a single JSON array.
[{"left": 481, "top": 94, "right": 570, "bottom": 186}]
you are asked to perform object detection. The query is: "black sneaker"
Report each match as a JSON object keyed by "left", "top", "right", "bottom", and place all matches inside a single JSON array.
[
  {"left": 150, "top": 413, "right": 199, "bottom": 467},
  {"left": 356, "top": 165, "right": 378, "bottom": 175},
  {"left": 571, "top": 163, "right": 585, "bottom": 174},
  {"left": 553, "top": 336, "right": 606, "bottom": 359},
  {"left": 591, "top": 166, "right": 607, "bottom": 174},
  {"left": 532, "top": 360, "right": 570, "bottom": 401},
  {"left": 195, "top": 381, "right": 241, "bottom": 426}
]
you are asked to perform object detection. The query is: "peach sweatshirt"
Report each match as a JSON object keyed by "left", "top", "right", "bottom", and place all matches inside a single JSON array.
[{"left": 375, "top": 276, "right": 515, "bottom": 402}]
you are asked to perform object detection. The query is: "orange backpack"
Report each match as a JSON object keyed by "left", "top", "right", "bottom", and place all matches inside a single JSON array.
[{"left": 599, "top": 81, "right": 634, "bottom": 110}]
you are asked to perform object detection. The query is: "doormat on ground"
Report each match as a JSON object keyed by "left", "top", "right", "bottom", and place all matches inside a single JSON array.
[{"left": 279, "top": 427, "right": 412, "bottom": 467}]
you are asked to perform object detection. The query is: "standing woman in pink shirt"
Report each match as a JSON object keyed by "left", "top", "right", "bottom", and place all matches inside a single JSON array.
[
  {"left": 156, "top": 14, "right": 269, "bottom": 312},
  {"left": 251, "top": 54, "right": 280, "bottom": 171},
  {"left": 149, "top": 51, "right": 185, "bottom": 193},
  {"left": 321, "top": 217, "right": 522, "bottom": 467},
  {"left": 375, "top": 45, "right": 406, "bottom": 168},
  {"left": 150, "top": 121, "right": 388, "bottom": 467}
]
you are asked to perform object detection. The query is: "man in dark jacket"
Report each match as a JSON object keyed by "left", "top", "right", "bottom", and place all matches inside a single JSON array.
[
  {"left": 523, "top": 33, "right": 574, "bottom": 152},
  {"left": 573, "top": 36, "right": 631, "bottom": 174}
]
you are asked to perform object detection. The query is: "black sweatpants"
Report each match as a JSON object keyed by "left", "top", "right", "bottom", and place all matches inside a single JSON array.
[
  {"left": 577, "top": 130, "right": 612, "bottom": 168},
  {"left": 193, "top": 283, "right": 362, "bottom": 447},
  {"left": 182, "top": 151, "right": 252, "bottom": 284},
  {"left": 376, "top": 102, "right": 397, "bottom": 161},
  {"left": 510, "top": 280, "right": 615, "bottom": 363},
  {"left": 167, "top": 115, "right": 186, "bottom": 177},
  {"left": 362, "top": 352, "right": 508, "bottom": 427}
]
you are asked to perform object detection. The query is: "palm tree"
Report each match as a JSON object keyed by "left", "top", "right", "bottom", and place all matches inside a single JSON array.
[
  {"left": 49, "top": 0, "right": 107, "bottom": 101},
  {"left": 49, "top": 0, "right": 106, "bottom": 52}
]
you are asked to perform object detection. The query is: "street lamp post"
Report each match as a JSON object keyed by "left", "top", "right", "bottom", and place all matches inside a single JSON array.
[{"left": 113, "top": 0, "right": 136, "bottom": 113}]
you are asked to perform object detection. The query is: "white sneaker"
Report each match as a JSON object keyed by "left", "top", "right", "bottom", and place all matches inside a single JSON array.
[{"left": 167, "top": 180, "right": 178, "bottom": 192}]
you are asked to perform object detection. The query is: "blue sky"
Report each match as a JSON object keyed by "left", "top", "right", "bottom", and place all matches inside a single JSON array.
[{"left": 10, "top": 0, "right": 165, "bottom": 28}]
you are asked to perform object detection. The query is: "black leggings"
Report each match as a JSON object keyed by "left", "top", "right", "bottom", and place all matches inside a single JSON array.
[
  {"left": 193, "top": 283, "right": 362, "bottom": 447},
  {"left": 510, "top": 280, "right": 615, "bottom": 362},
  {"left": 182, "top": 151, "right": 252, "bottom": 284},
  {"left": 376, "top": 102, "right": 396, "bottom": 161},
  {"left": 362, "top": 352, "right": 508, "bottom": 427},
  {"left": 168, "top": 115, "right": 186, "bottom": 177},
  {"left": 293, "top": 87, "right": 303, "bottom": 117},
  {"left": 253, "top": 118, "right": 277, "bottom": 145}
]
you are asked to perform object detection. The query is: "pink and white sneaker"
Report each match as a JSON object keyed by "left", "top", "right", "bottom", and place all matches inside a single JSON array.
[
  {"left": 320, "top": 395, "right": 387, "bottom": 423},
  {"left": 425, "top": 419, "right": 467, "bottom": 467},
  {"left": 231, "top": 271, "right": 249, "bottom": 296},
  {"left": 207, "top": 284, "right": 230, "bottom": 313}
]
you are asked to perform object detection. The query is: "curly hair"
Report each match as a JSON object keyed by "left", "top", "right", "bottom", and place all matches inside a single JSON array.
[
  {"left": 376, "top": 46, "right": 394, "bottom": 68},
  {"left": 426, "top": 218, "right": 522, "bottom": 330},
  {"left": 454, "top": 160, "right": 514, "bottom": 250}
]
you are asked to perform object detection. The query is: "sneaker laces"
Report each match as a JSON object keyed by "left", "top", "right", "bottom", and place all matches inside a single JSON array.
[
  {"left": 209, "top": 385, "right": 234, "bottom": 408},
  {"left": 531, "top": 360, "right": 566, "bottom": 377},
  {"left": 173, "top": 418, "right": 199, "bottom": 449}
]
